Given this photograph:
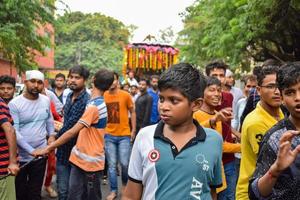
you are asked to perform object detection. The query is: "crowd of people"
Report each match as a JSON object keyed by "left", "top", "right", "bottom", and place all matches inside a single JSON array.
[{"left": 0, "top": 61, "right": 300, "bottom": 200}]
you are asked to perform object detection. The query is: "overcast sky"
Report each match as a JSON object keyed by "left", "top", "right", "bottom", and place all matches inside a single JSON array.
[{"left": 56, "top": 0, "right": 195, "bottom": 43}]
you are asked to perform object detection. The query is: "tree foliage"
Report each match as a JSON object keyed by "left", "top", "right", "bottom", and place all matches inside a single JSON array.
[
  {"left": 157, "top": 26, "right": 175, "bottom": 44},
  {"left": 178, "top": 0, "right": 300, "bottom": 71},
  {"left": 55, "top": 11, "right": 130, "bottom": 74},
  {"left": 0, "top": 0, "right": 55, "bottom": 72}
]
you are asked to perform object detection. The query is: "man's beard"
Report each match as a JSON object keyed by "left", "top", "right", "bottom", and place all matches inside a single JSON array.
[
  {"left": 70, "top": 85, "right": 84, "bottom": 92},
  {"left": 56, "top": 85, "right": 64, "bottom": 90},
  {"left": 152, "top": 85, "right": 158, "bottom": 90},
  {"left": 140, "top": 89, "right": 146, "bottom": 93},
  {"left": 28, "top": 90, "right": 40, "bottom": 97}
]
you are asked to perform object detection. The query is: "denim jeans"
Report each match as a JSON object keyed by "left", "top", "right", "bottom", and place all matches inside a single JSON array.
[
  {"left": 235, "top": 157, "right": 241, "bottom": 181},
  {"left": 105, "top": 134, "right": 131, "bottom": 193},
  {"left": 15, "top": 157, "right": 47, "bottom": 200},
  {"left": 68, "top": 165, "right": 102, "bottom": 200},
  {"left": 217, "top": 161, "right": 237, "bottom": 200},
  {"left": 56, "top": 161, "right": 72, "bottom": 200}
]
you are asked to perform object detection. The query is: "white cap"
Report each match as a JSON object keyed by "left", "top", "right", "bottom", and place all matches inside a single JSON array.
[
  {"left": 225, "top": 69, "right": 233, "bottom": 77},
  {"left": 25, "top": 70, "right": 44, "bottom": 81}
]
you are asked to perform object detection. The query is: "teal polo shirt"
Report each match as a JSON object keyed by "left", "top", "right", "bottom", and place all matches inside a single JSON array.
[{"left": 128, "top": 120, "right": 223, "bottom": 200}]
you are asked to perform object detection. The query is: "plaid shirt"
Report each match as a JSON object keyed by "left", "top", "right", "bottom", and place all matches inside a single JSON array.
[{"left": 56, "top": 89, "right": 90, "bottom": 164}]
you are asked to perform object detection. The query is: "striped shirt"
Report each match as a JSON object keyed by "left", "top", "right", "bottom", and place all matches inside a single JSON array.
[
  {"left": 0, "top": 98, "right": 13, "bottom": 175},
  {"left": 69, "top": 96, "right": 107, "bottom": 172}
]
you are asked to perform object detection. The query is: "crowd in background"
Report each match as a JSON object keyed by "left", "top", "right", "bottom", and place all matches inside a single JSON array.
[{"left": 0, "top": 60, "right": 300, "bottom": 200}]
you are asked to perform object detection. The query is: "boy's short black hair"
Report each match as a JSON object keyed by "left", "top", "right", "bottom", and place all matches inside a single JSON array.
[
  {"left": 93, "top": 69, "right": 114, "bottom": 91},
  {"left": 0, "top": 75, "right": 16, "bottom": 87},
  {"left": 55, "top": 73, "right": 66, "bottom": 80},
  {"left": 277, "top": 62, "right": 300, "bottom": 92},
  {"left": 130, "top": 85, "right": 138, "bottom": 89},
  {"left": 158, "top": 63, "right": 206, "bottom": 101},
  {"left": 262, "top": 59, "right": 281, "bottom": 67},
  {"left": 68, "top": 65, "right": 90, "bottom": 80},
  {"left": 257, "top": 65, "right": 279, "bottom": 86},
  {"left": 206, "top": 76, "right": 221, "bottom": 88},
  {"left": 241, "top": 75, "right": 257, "bottom": 85},
  {"left": 252, "top": 66, "right": 262, "bottom": 77},
  {"left": 205, "top": 61, "right": 228, "bottom": 76},
  {"left": 150, "top": 75, "right": 159, "bottom": 81}
]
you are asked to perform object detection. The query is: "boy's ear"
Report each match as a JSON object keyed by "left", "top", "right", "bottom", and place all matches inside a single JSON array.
[
  {"left": 256, "top": 86, "right": 261, "bottom": 96},
  {"left": 192, "top": 98, "right": 203, "bottom": 112}
]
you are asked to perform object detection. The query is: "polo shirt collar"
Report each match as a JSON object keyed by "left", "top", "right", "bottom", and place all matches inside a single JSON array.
[
  {"left": 154, "top": 119, "right": 206, "bottom": 141},
  {"left": 257, "top": 101, "right": 284, "bottom": 121}
]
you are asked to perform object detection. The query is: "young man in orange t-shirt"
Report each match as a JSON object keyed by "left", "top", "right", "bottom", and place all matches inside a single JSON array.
[{"left": 104, "top": 72, "right": 136, "bottom": 199}]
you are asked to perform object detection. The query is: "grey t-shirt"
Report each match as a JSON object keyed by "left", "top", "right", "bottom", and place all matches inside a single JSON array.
[{"left": 9, "top": 94, "right": 55, "bottom": 162}]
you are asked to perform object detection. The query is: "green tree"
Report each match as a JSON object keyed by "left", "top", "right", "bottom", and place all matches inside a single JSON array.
[
  {"left": 55, "top": 11, "right": 130, "bottom": 73},
  {"left": 178, "top": 0, "right": 300, "bottom": 71},
  {"left": 157, "top": 26, "right": 175, "bottom": 44},
  {"left": 0, "top": 0, "right": 55, "bottom": 72}
]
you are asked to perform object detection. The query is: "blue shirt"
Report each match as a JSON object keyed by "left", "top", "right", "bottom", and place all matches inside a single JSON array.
[
  {"left": 56, "top": 89, "right": 90, "bottom": 164},
  {"left": 147, "top": 88, "right": 159, "bottom": 124}
]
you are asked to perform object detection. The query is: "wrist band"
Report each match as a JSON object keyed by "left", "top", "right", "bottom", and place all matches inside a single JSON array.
[{"left": 268, "top": 170, "right": 279, "bottom": 179}]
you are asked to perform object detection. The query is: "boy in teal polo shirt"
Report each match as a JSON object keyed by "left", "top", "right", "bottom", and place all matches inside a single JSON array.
[{"left": 123, "top": 63, "right": 223, "bottom": 200}]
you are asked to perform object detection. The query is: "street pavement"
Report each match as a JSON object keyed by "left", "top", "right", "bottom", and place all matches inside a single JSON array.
[{"left": 42, "top": 175, "right": 122, "bottom": 200}]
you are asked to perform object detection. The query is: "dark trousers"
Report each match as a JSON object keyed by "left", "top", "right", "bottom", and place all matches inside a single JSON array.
[
  {"left": 15, "top": 157, "right": 47, "bottom": 200},
  {"left": 68, "top": 164, "right": 102, "bottom": 200},
  {"left": 56, "top": 161, "right": 72, "bottom": 200}
]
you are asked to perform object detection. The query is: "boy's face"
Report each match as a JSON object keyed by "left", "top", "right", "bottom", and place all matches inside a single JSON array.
[
  {"left": 257, "top": 74, "right": 281, "bottom": 108},
  {"left": 209, "top": 68, "right": 226, "bottom": 86},
  {"left": 203, "top": 84, "right": 222, "bottom": 108},
  {"left": 244, "top": 79, "right": 257, "bottom": 97},
  {"left": 130, "top": 86, "right": 137, "bottom": 95},
  {"left": 122, "top": 84, "right": 129, "bottom": 92},
  {"left": 225, "top": 75, "right": 235, "bottom": 87},
  {"left": 0, "top": 83, "right": 15, "bottom": 100},
  {"left": 158, "top": 88, "right": 201, "bottom": 126},
  {"left": 282, "top": 82, "right": 300, "bottom": 119}
]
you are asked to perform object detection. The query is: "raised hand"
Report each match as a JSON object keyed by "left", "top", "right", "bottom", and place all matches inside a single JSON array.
[
  {"left": 272, "top": 130, "right": 300, "bottom": 174},
  {"left": 215, "top": 107, "right": 233, "bottom": 122}
]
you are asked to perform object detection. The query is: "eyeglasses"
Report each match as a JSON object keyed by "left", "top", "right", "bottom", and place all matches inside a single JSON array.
[{"left": 260, "top": 84, "right": 278, "bottom": 91}]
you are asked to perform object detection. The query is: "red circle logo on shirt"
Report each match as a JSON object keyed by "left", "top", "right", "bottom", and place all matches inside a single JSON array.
[{"left": 148, "top": 149, "right": 160, "bottom": 162}]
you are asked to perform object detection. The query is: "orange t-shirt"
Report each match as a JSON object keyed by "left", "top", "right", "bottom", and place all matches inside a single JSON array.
[
  {"left": 69, "top": 98, "right": 107, "bottom": 172},
  {"left": 104, "top": 90, "right": 133, "bottom": 136},
  {"left": 193, "top": 110, "right": 222, "bottom": 134},
  {"left": 193, "top": 109, "right": 241, "bottom": 154}
]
